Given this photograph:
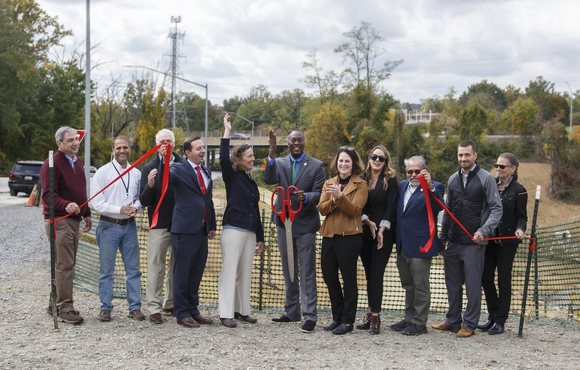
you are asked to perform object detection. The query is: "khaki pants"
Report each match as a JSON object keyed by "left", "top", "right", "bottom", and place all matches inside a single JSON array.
[
  {"left": 146, "top": 228, "right": 174, "bottom": 314},
  {"left": 218, "top": 228, "right": 256, "bottom": 319},
  {"left": 45, "top": 218, "right": 80, "bottom": 313},
  {"left": 396, "top": 251, "right": 433, "bottom": 326}
]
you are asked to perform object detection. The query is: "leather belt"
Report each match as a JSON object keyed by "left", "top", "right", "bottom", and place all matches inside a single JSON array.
[{"left": 100, "top": 215, "right": 135, "bottom": 225}]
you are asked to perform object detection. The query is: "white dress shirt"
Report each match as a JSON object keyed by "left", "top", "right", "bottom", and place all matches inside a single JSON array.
[
  {"left": 90, "top": 158, "right": 142, "bottom": 219},
  {"left": 187, "top": 160, "right": 211, "bottom": 189},
  {"left": 403, "top": 182, "right": 436, "bottom": 212}
]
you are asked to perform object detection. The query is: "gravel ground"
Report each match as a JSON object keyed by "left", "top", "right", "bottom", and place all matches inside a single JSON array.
[{"left": 1, "top": 204, "right": 580, "bottom": 369}]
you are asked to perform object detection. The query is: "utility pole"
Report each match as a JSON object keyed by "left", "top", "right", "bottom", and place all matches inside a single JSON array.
[
  {"left": 566, "top": 82, "right": 575, "bottom": 134},
  {"left": 84, "top": 0, "right": 91, "bottom": 194},
  {"left": 166, "top": 16, "right": 186, "bottom": 128}
]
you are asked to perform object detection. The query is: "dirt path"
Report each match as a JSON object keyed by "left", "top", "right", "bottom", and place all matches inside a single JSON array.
[{"left": 1, "top": 258, "right": 579, "bottom": 369}]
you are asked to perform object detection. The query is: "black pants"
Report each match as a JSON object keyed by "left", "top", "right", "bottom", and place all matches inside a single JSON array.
[
  {"left": 171, "top": 231, "right": 208, "bottom": 321},
  {"left": 321, "top": 234, "right": 362, "bottom": 325},
  {"left": 360, "top": 231, "right": 394, "bottom": 313},
  {"left": 481, "top": 240, "right": 518, "bottom": 325}
]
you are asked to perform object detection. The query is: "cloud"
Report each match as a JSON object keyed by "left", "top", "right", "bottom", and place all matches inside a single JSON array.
[{"left": 36, "top": 0, "right": 580, "bottom": 104}]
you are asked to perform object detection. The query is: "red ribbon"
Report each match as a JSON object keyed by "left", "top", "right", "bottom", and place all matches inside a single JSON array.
[
  {"left": 50, "top": 143, "right": 171, "bottom": 232},
  {"left": 417, "top": 173, "right": 535, "bottom": 253}
]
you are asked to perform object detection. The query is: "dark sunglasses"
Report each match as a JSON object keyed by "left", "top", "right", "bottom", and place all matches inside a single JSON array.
[
  {"left": 406, "top": 169, "right": 422, "bottom": 175},
  {"left": 340, "top": 146, "right": 354, "bottom": 151},
  {"left": 494, "top": 163, "right": 515, "bottom": 169},
  {"left": 370, "top": 154, "right": 386, "bottom": 162},
  {"left": 239, "top": 143, "right": 250, "bottom": 150}
]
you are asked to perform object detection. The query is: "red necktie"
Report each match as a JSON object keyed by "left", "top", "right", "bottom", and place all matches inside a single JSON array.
[
  {"left": 195, "top": 166, "right": 206, "bottom": 221},
  {"left": 195, "top": 166, "right": 206, "bottom": 195}
]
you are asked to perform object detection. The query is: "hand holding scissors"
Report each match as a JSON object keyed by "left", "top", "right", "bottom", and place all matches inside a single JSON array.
[{"left": 271, "top": 185, "right": 303, "bottom": 282}]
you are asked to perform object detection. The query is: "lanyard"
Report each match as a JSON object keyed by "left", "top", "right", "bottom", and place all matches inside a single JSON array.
[{"left": 112, "top": 162, "right": 130, "bottom": 196}]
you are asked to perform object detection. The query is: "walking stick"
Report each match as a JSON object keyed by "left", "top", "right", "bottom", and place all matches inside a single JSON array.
[
  {"left": 518, "top": 185, "right": 540, "bottom": 337},
  {"left": 49, "top": 151, "right": 58, "bottom": 329}
]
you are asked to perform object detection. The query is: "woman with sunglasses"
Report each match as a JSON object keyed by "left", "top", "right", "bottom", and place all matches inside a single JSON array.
[
  {"left": 318, "top": 146, "right": 368, "bottom": 335},
  {"left": 355, "top": 145, "right": 399, "bottom": 334},
  {"left": 478, "top": 153, "right": 527, "bottom": 335},
  {"left": 217, "top": 114, "right": 264, "bottom": 328}
]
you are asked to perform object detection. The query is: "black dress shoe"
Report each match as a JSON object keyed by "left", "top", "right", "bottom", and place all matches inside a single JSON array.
[
  {"left": 332, "top": 323, "right": 353, "bottom": 335},
  {"left": 477, "top": 320, "right": 494, "bottom": 331},
  {"left": 301, "top": 320, "right": 316, "bottom": 333},
  {"left": 488, "top": 323, "right": 504, "bottom": 335},
  {"left": 402, "top": 323, "right": 428, "bottom": 335},
  {"left": 390, "top": 320, "right": 411, "bottom": 331},
  {"left": 234, "top": 312, "right": 257, "bottom": 323},
  {"left": 271, "top": 315, "right": 298, "bottom": 323},
  {"left": 324, "top": 321, "right": 341, "bottom": 331}
]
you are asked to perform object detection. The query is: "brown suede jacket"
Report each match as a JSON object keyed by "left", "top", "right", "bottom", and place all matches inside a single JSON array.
[{"left": 318, "top": 175, "right": 368, "bottom": 238}]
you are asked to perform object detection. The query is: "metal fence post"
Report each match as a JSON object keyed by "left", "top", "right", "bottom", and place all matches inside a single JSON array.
[
  {"left": 49, "top": 151, "right": 58, "bottom": 329},
  {"left": 259, "top": 209, "right": 265, "bottom": 311},
  {"left": 519, "top": 185, "right": 540, "bottom": 337}
]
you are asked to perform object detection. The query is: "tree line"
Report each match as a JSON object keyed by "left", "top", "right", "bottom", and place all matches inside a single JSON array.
[{"left": 1, "top": 0, "right": 579, "bottom": 202}]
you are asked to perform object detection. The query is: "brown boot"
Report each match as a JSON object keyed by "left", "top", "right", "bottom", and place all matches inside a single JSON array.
[
  {"left": 456, "top": 328, "right": 475, "bottom": 337},
  {"left": 59, "top": 311, "right": 84, "bottom": 325},
  {"left": 356, "top": 312, "right": 371, "bottom": 330},
  {"left": 369, "top": 315, "right": 380, "bottom": 335}
]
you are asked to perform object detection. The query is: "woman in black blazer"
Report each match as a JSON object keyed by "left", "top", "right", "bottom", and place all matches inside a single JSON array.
[
  {"left": 217, "top": 114, "right": 264, "bottom": 328},
  {"left": 356, "top": 145, "right": 399, "bottom": 334},
  {"left": 478, "top": 153, "right": 527, "bottom": 335}
]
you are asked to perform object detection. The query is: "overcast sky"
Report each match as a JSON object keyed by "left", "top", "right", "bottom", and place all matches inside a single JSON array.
[{"left": 37, "top": 0, "right": 580, "bottom": 106}]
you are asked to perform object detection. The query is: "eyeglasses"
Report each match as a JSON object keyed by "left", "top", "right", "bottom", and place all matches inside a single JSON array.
[
  {"left": 370, "top": 154, "right": 386, "bottom": 162},
  {"left": 494, "top": 164, "right": 515, "bottom": 169},
  {"left": 340, "top": 146, "right": 354, "bottom": 151},
  {"left": 239, "top": 143, "right": 250, "bottom": 150},
  {"left": 406, "top": 169, "right": 422, "bottom": 175}
]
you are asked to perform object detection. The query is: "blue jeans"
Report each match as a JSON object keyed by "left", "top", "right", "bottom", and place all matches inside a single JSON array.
[{"left": 96, "top": 220, "right": 142, "bottom": 312}]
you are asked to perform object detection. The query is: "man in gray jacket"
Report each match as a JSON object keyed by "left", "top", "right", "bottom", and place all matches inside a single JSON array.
[
  {"left": 432, "top": 140, "right": 502, "bottom": 337},
  {"left": 265, "top": 129, "right": 325, "bottom": 333}
]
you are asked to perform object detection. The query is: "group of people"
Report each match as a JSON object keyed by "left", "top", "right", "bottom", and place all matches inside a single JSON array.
[
  {"left": 266, "top": 137, "right": 527, "bottom": 337},
  {"left": 41, "top": 123, "right": 527, "bottom": 337}
]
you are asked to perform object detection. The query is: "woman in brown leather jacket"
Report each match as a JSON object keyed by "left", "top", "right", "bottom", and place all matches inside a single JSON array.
[{"left": 318, "top": 147, "right": 368, "bottom": 335}]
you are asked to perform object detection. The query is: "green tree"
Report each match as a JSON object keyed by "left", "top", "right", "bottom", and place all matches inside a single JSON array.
[
  {"left": 459, "top": 80, "right": 508, "bottom": 111},
  {"left": 0, "top": 0, "right": 73, "bottom": 169},
  {"left": 181, "top": 92, "right": 221, "bottom": 132},
  {"left": 505, "top": 84, "right": 524, "bottom": 107},
  {"left": 234, "top": 85, "right": 274, "bottom": 130},
  {"left": 134, "top": 88, "right": 167, "bottom": 157},
  {"left": 421, "top": 95, "right": 442, "bottom": 113},
  {"left": 305, "top": 103, "right": 350, "bottom": 173},
  {"left": 223, "top": 96, "right": 243, "bottom": 113},
  {"left": 499, "top": 97, "right": 539, "bottom": 135},
  {"left": 457, "top": 102, "right": 488, "bottom": 141},
  {"left": 269, "top": 88, "right": 307, "bottom": 133},
  {"left": 524, "top": 76, "right": 569, "bottom": 123}
]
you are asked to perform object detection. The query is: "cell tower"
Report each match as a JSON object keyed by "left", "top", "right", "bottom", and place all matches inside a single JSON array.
[{"left": 165, "top": 16, "right": 188, "bottom": 129}]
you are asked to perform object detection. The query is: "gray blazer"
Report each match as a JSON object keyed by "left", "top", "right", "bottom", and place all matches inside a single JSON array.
[{"left": 265, "top": 153, "right": 325, "bottom": 235}]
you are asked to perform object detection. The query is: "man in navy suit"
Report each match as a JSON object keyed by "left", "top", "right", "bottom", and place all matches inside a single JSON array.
[
  {"left": 391, "top": 156, "right": 445, "bottom": 335},
  {"left": 169, "top": 136, "right": 216, "bottom": 328}
]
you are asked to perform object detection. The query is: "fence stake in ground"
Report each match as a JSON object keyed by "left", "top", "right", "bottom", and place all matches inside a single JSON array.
[
  {"left": 49, "top": 151, "right": 58, "bottom": 329},
  {"left": 518, "top": 185, "right": 541, "bottom": 337},
  {"left": 259, "top": 209, "right": 265, "bottom": 311}
]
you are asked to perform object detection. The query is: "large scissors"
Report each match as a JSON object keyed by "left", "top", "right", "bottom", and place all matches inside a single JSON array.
[{"left": 271, "top": 185, "right": 303, "bottom": 282}]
